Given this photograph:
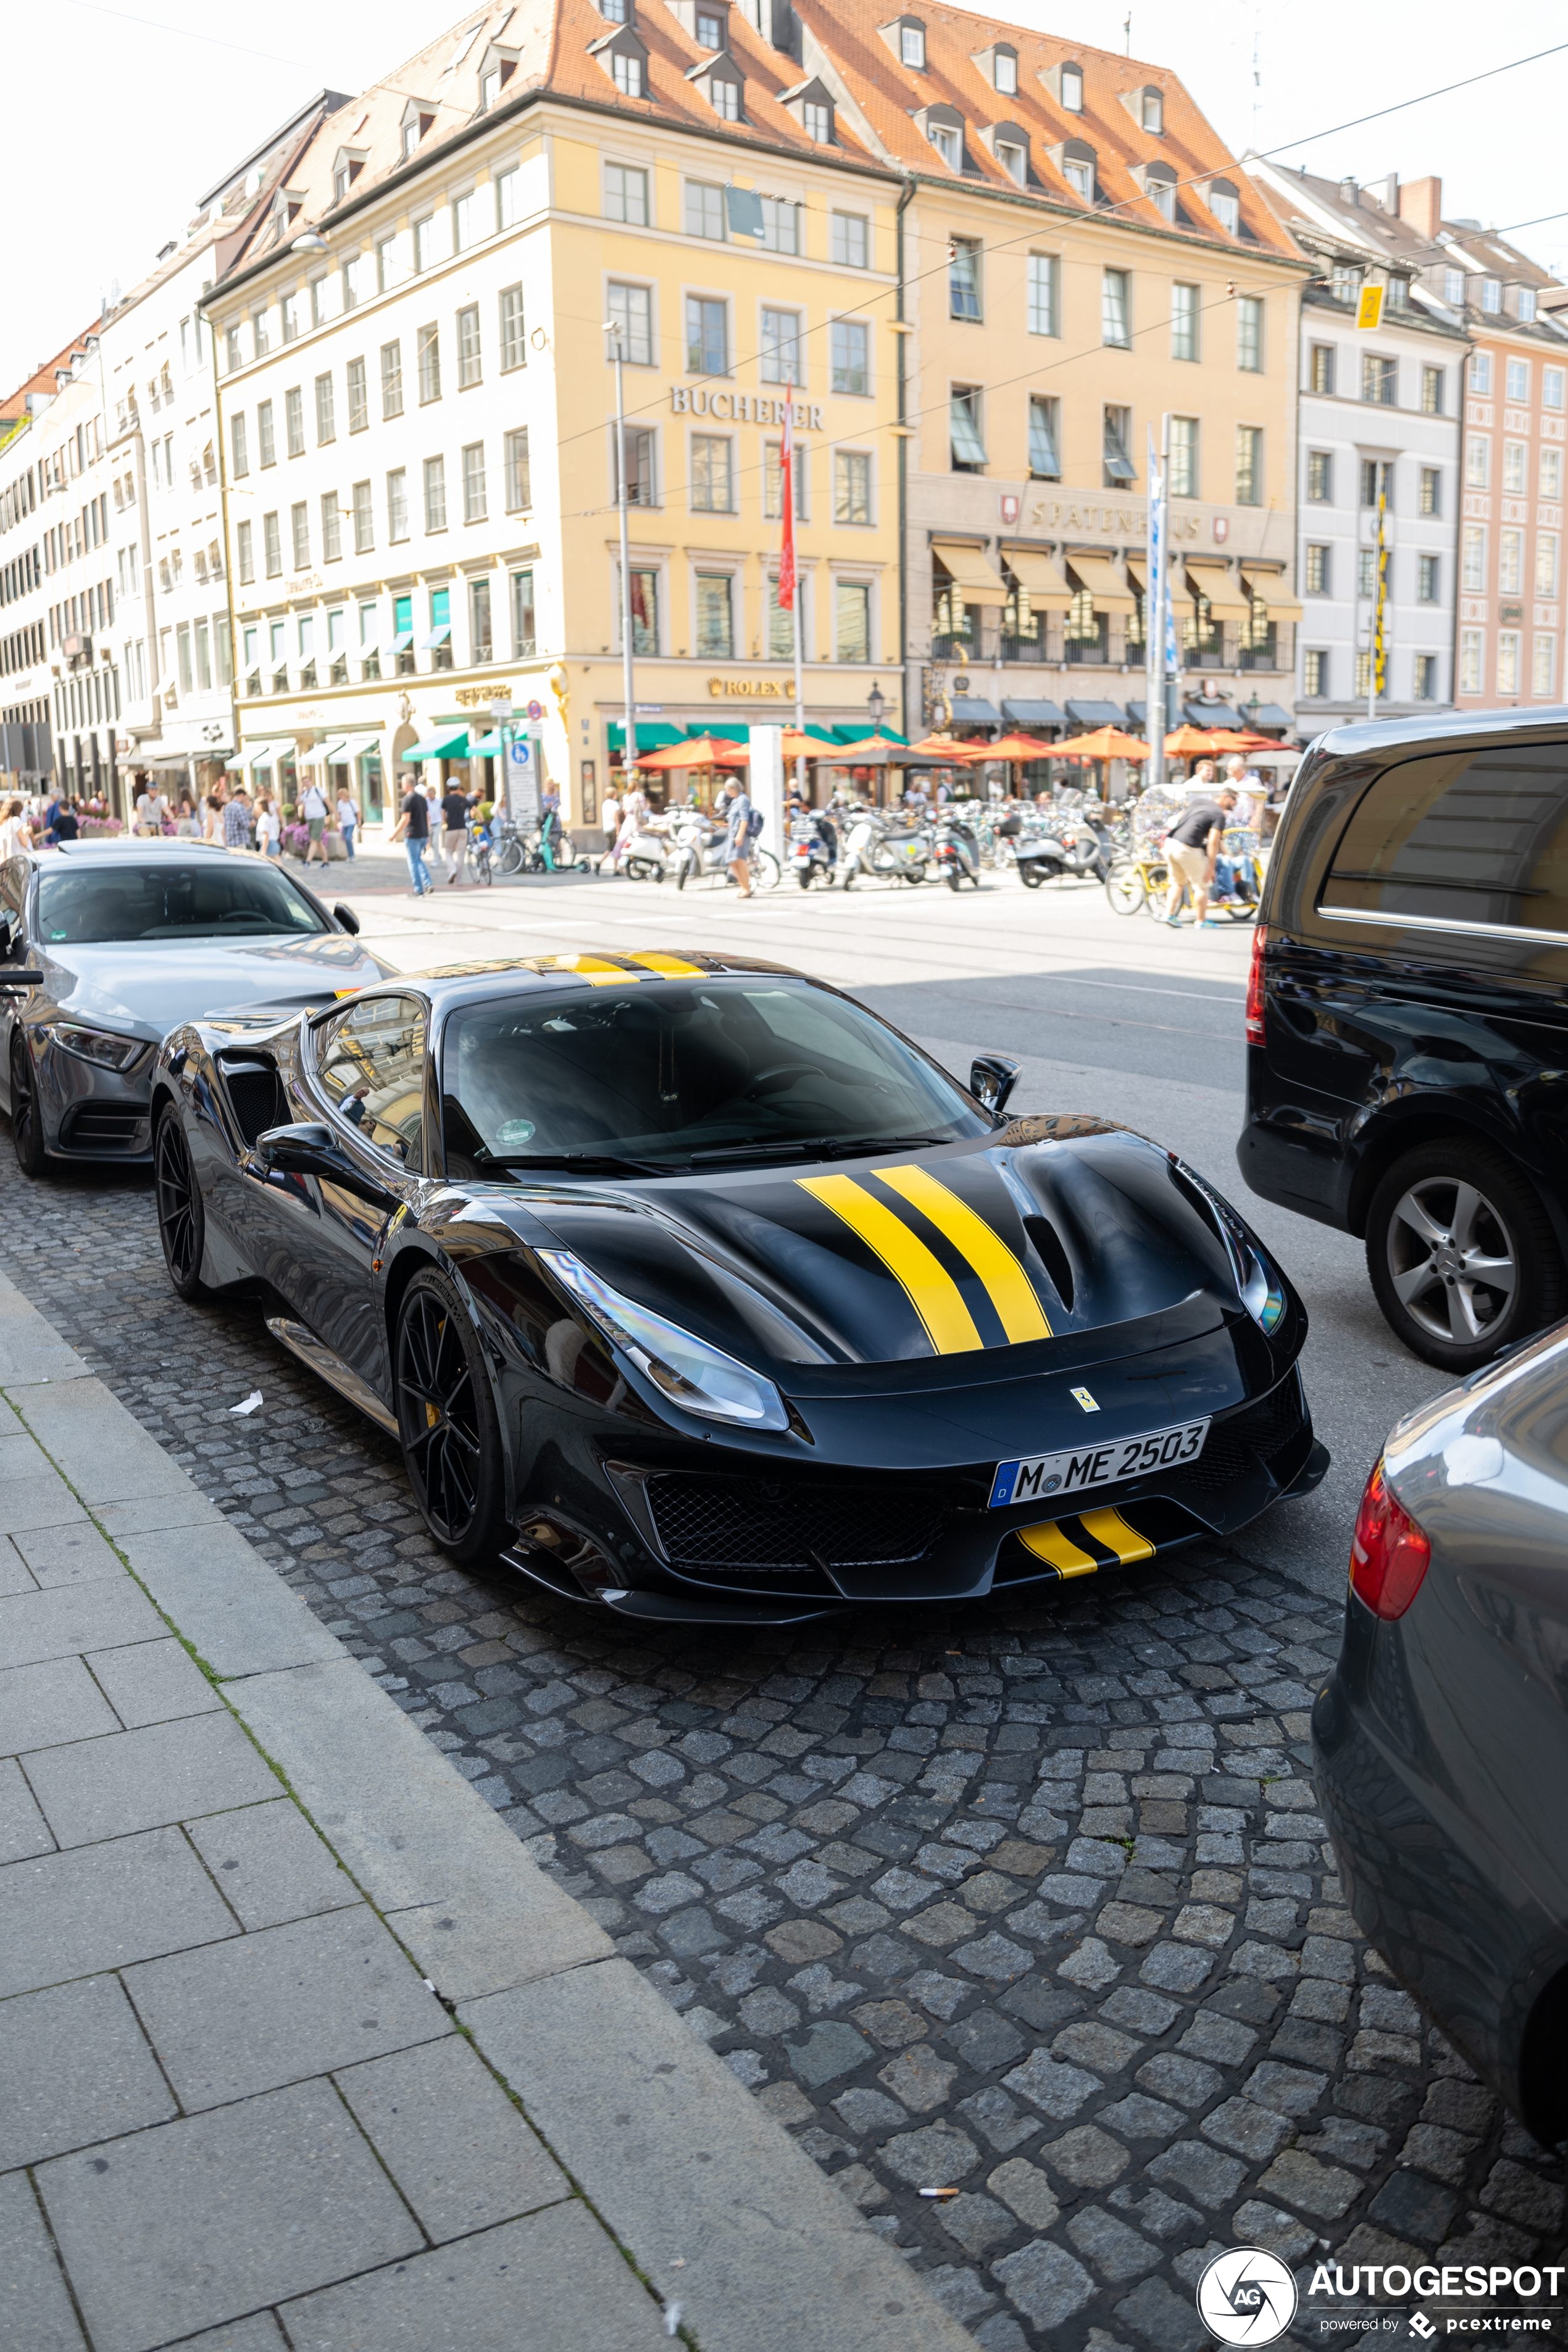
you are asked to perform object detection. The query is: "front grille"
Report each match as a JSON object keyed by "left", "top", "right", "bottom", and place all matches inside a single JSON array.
[
  {"left": 1173, "top": 1375, "right": 1306, "bottom": 1494},
  {"left": 645, "top": 1472, "right": 948, "bottom": 1577},
  {"left": 59, "top": 1101, "right": 146, "bottom": 1153},
  {"left": 222, "top": 1063, "right": 286, "bottom": 1146}
]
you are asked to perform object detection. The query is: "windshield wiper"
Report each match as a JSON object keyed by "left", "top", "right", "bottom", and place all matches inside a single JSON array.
[
  {"left": 686, "top": 1133, "right": 949, "bottom": 1168},
  {"left": 478, "top": 1151, "right": 673, "bottom": 1177}
]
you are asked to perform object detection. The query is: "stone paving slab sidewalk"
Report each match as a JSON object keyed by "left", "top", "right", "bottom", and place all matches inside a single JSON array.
[{"left": 0, "top": 1271, "right": 974, "bottom": 2352}]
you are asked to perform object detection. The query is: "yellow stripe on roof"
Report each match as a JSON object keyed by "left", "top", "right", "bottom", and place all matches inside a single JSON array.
[
  {"left": 797, "top": 1174, "right": 983, "bottom": 1355},
  {"left": 625, "top": 952, "right": 706, "bottom": 976},
  {"left": 1017, "top": 1520, "right": 1100, "bottom": 1575},
  {"left": 545, "top": 954, "right": 646, "bottom": 988},
  {"left": 1077, "top": 1507, "right": 1155, "bottom": 1566},
  {"left": 875, "top": 1165, "right": 1051, "bottom": 1343}
]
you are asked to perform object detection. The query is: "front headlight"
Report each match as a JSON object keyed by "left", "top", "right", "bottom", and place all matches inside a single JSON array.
[
  {"left": 1240, "top": 1253, "right": 1287, "bottom": 1335},
  {"left": 540, "top": 1248, "right": 789, "bottom": 1432},
  {"left": 39, "top": 1022, "right": 149, "bottom": 1074},
  {"left": 1176, "top": 1159, "right": 1287, "bottom": 1335}
]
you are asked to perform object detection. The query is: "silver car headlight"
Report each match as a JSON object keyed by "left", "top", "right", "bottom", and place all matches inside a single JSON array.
[
  {"left": 39, "top": 1022, "right": 149, "bottom": 1074},
  {"left": 540, "top": 1248, "right": 790, "bottom": 1431}
]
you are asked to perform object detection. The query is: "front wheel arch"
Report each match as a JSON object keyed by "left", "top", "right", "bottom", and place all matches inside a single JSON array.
[{"left": 383, "top": 1243, "right": 515, "bottom": 1517}]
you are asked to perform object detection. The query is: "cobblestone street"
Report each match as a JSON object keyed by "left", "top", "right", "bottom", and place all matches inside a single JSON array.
[{"left": 7, "top": 1145, "right": 1564, "bottom": 2352}]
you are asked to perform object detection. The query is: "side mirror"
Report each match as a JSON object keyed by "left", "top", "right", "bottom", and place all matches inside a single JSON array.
[
  {"left": 333, "top": 903, "right": 361, "bottom": 936},
  {"left": 970, "top": 1054, "right": 1022, "bottom": 1117},
  {"left": 254, "top": 1121, "right": 401, "bottom": 1212}
]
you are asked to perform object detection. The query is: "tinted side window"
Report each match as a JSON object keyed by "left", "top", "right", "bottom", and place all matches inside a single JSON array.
[
  {"left": 314, "top": 993, "right": 427, "bottom": 1165},
  {"left": 1323, "top": 744, "right": 1568, "bottom": 935}
]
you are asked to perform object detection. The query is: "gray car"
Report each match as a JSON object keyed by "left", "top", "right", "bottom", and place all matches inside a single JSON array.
[
  {"left": 1313, "top": 1326, "right": 1568, "bottom": 2141},
  {"left": 1, "top": 842, "right": 391, "bottom": 1174}
]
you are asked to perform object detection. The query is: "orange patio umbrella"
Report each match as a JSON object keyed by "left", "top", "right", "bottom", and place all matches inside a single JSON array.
[
  {"left": 1052, "top": 725, "right": 1151, "bottom": 761},
  {"left": 903, "top": 735, "right": 972, "bottom": 760},
  {"left": 1162, "top": 724, "right": 1233, "bottom": 756},
  {"left": 635, "top": 734, "right": 749, "bottom": 769},
  {"left": 962, "top": 732, "right": 1056, "bottom": 763}
]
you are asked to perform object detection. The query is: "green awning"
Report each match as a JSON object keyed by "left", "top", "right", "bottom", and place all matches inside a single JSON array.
[
  {"left": 468, "top": 730, "right": 503, "bottom": 756},
  {"left": 607, "top": 721, "right": 683, "bottom": 750},
  {"left": 690, "top": 720, "right": 749, "bottom": 741},
  {"left": 399, "top": 725, "right": 470, "bottom": 763},
  {"left": 829, "top": 724, "right": 909, "bottom": 744}
]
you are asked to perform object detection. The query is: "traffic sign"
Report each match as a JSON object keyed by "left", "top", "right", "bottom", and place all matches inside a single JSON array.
[
  {"left": 509, "top": 738, "right": 532, "bottom": 767},
  {"left": 525, "top": 698, "right": 544, "bottom": 722},
  {"left": 1356, "top": 285, "right": 1384, "bottom": 331}
]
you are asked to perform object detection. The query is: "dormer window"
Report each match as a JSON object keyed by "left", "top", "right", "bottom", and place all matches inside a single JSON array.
[
  {"left": 602, "top": 0, "right": 631, "bottom": 19},
  {"left": 927, "top": 119, "right": 961, "bottom": 169},
  {"left": 1517, "top": 286, "right": 1538, "bottom": 323},
  {"left": 696, "top": 7, "right": 724, "bottom": 44},
  {"left": 1140, "top": 85, "right": 1163, "bottom": 133},
  {"left": 331, "top": 149, "right": 365, "bottom": 204},
  {"left": 804, "top": 98, "right": 832, "bottom": 141},
  {"left": 993, "top": 44, "right": 1017, "bottom": 94},
  {"left": 1060, "top": 60, "right": 1083, "bottom": 111},
  {"left": 334, "top": 166, "right": 350, "bottom": 201},
  {"left": 481, "top": 67, "right": 501, "bottom": 107},
  {"left": 615, "top": 50, "right": 645, "bottom": 94},
  {"left": 1206, "top": 178, "right": 1240, "bottom": 235},
  {"left": 1443, "top": 267, "right": 1466, "bottom": 305},
  {"left": 686, "top": 51, "right": 744, "bottom": 120},
  {"left": 1481, "top": 277, "right": 1502, "bottom": 312},
  {"left": 400, "top": 104, "right": 435, "bottom": 161},
  {"left": 1055, "top": 138, "right": 1095, "bottom": 202},
  {"left": 1139, "top": 161, "right": 1177, "bottom": 221},
  {"left": 983, "top": 122, "right": 1028, "bottom": 185},
  {"left": 901, "top": 23, "right": 925, "bottom": 67},
  {"left": 592, "top": 25, "right": 649, "bottom": 98},
  {"left": 781, "top": 76, "right": 836, "bottom": 144}
]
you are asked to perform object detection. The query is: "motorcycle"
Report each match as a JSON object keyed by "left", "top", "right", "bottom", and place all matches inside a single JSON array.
[
  {"left": 790, "top": 811, "right": 838, "bottom": 888},
  {"left": 933, "top": 814, "right": 982, "bottom": 891}
]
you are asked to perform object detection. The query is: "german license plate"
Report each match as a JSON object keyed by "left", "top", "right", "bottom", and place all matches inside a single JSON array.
[{"left": 989, "top": 1417, "right": 1210, "bottom": 1509}]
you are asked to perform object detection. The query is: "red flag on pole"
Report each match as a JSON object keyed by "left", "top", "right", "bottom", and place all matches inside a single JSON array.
[{"left": 777, "top": 387, "right": 796, "bottom": 610}]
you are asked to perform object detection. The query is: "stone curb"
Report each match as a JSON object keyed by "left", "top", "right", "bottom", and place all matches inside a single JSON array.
[{"left": 0, "top": 1272, "right": 977, "bottom": 2352}]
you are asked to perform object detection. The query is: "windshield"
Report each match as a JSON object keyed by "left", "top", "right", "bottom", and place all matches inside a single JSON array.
[
  {"left": 441, "top": 978, "right": 988, "bottom": 1174},
  {"left": 36, "top": 859, "right": 330, "bottom": 945}
]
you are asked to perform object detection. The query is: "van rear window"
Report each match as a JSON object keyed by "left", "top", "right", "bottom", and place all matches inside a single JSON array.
[{"left": 1322, "top": 743, "right": 1568, "bottom": 935}]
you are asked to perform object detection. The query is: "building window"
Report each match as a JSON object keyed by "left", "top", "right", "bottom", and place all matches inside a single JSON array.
[
  {"left": 224, "top": 326, "right": 243, "bottom": 374},
  {"left": 262, "top": 511, "right": 281, "bottom": 577},
  {"left": 414, "top": 216, "right": 436, "bottom": 273},
  {"left": 380, "top": 341, "right": 404, "bottom": 422},
  {"left": 606, "top": 281, "right": 651, "bottom": 367},
  {"left": 1307, "top": 343, "right": 1335, "bottom": 396},
  {"left": 1519, "top": 289, "right": 1539, "bottom": 325},
  {"left": 236, "top": 520, "right": 254, "bottom": 583},
  {"left": 351, "top": 480, "right": 372, "bottom": 553},
  {"left": 695, "top": 572, "right": 733, "bottom": 657},
  {"left": 457, "top": 306, "right": 482, "bottom": 388},
  {"left": 835, "top": 580, "right": 870, "bottom": 662},
  {"left": 611, "top": 51, "right": 644, "bottom": 98},
  {"left": 691, "top": 434, "right": 733, "bottom": 512},
  {"left": 623, "top": 567, "right": 656, "bottom": 656},
  {"left": 1481, "top": 278, "right": 1503, "bottom": 314},
  {"left": 1361, "top": 458, "right": 1393, "bottom": 510},
  {"left": 830, "top": 211, "right": 869, "bottom": 269},
  {"left": 950, "top": 386, "right": 985, "bottom": 470},
  {"left": 386, "top": 469, "right": 408, "bottom": 541},
  {"left": 686, "top": 297, "right": 728, "bottom": 375},
  {"left": 761, "top": 307, "right": 803, "bottom": 386},
  {"left": 417, "top": 325, "right": 441, "bottom": 403},
  {"left": 504, "top": 428, "right": 530, "bottom": 512},
  {"left": 1498, "top": 629, "right": 1521, "bottom": 695},
  {"left": 1104, "top": 404, "right": 1135, "bottom": 487},
  {"left": 428, "top": 586, "right": 452, "bottom": 670},
  {"left": 605, "top": 162, "right": 649, "bottom": 225},
  {"left": 1303, "top": 648, "right": 1328, "bottom": 698},
  {"left": 1508, "top": 359, "right": 1531, "bottom": 402},
  {"left": 1169, "top": 414, "right": 1198, "bottom": 498},
  {"left": 452, "top": 190, "right": 478, "bottom": 252},
  {"left": 1533, "top": 633, "right": 1556, "bottom": 696},
  {"left": 470, "top": 577, "right": 493, "bottom": 665},
  {"left": 901, "top": 22, "right": 925, "bottom": 66},
  {"left": 1061, "top": 61, "right": 1083, "bottom": 109},
  {"left": 949, "top": 237, "right": 982, "bottom": 321},
  {"left": 834, "top": 449, "right": 870, "bottom": 523},
  {"left": 1170, "top": 283, "right": 1199, "bottom": 364},
  {"left": 830, "top": 319, "right": 869, "bottom": 395},
  {"left": 1027, "top": 254, "right": 1058, "bottom": 337},
  {"left": 708, "top": 74, "right": 741, "bottom": 122},
  {"left": 1419, "top": 467, "right": 1440, "bottom": 517},
  {"left": 685, "top": 182, "right": 727, "bottom": 241},
  {"left": 1417, "top": 552, "right": 1439, "bottom": 604},
  {"left": 1503, "top": 440, "right": 1527, "bottom": 495},
  {"left": 230, "top": 414, "right": 249, "bottom": 478},
  {"left": 928, "top": 122, "right": 960, "bottom": 170},
  {"left": 1545, "top": 368, "right": 1566, "bottom": 413},
  {"left": 320, "top": 491, "right": 341, "bottom": 562},
  {"left": 1064, "top": 153, "right": 1093, "bottom": 200},
  {"left": 1209, "top": 186, "right": 1240, "bottom": 235},
  {"left": 346, "top": 357, "right": 367, "bottom": 433},
  {"left": 312, "top": 372, "right": 334, "bottom": 446},
  {"left": 462, "top": 443, "right": 488, "bottom": 523},
  {"left": 1236, "top": 295, "right": 1264, "bottom": 372},
  {"left": 1462, "top": 524, "right": 1487, "bottom": 592},
  {"left": 1459, "top": 629, "right": 1483, "bottom": 694},
  {"left": 764, "top": 438, "right": 807, "bottom": 520},
  {"left": 1420, "top": 365, "right": 1445, "bottom": 417},
  {"left": 392, "top": 593, "right": 414, "bottom": 674},
  {"left": 253, "top": 398, "right": 276, "bottom": 471},
  {"left": 1543, "top": 448, "right": 1564, "bottom": 500},
  {"left": 284, "top": 386, "right": 304, "bottom": 458},
  {"left": 252, "top": 308, "right": 272, "bottom": 358},
  {"left": 376, "top": 236, "right": 398, "bottom": 295},
  {"left": 1470, "top": 351, "right": 1493, "bottom": 395},
  {"left": 1305, "top": 543, "right": 1330, "bottom": 595},
  {"left": 1028, "top": 394, "right": 1060, "bottom": 479},
  {"left": 1412, "top": 654, "right": 1437, "bottom": 701},
  {"left": 1466, "top": 435, "right": 1490, "bottom": 489},
  {"left": 1361, "top": 352, "right": 1396, "bottom": 405},
  {"left": 423, "top": 456, "right": 447, "bottom": 532},
  {"left": 176, "top": 623, "right": 193, "bottom": 694},
  {"left": 1235, "top": 425, "right": 1262, "bottom": 506},
  {"left": 615, "top": 425, "right": 656, "bottom": 506},
  {"left": 1306, "top": 449, "right": 1332, "bottom": 503},
  {"left": 1537, "top": 532, "right": 1559, "bottom": 598},
  {"left": 1353, "top": 650, "right": 1374, "bottom": 700},
  {"left": 1101, "top": 269, "right": 1130, "bottom": 348}
]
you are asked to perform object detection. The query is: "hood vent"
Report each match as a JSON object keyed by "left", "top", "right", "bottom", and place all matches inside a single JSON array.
[{"left": 1022, "top": 1212, "right": 1074, "bottom": 1311}]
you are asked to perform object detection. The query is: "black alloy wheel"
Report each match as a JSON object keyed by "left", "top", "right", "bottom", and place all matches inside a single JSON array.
[
  {"left": 393, "top": 1267, "right": 507, "bottom": 1564},
  {"left": 1366, "top": 1136, "right": 1564, "bottom": 1373},
  {"left": 154, "top": 1106, "right": 210, "bottom": 1299},
  {"left": 9, "top": 1033, "right": 46, "bottom": 1178}
]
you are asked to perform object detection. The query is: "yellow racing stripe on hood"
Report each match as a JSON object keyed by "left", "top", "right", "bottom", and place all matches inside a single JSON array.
[
  {"left": 798, "top": 1174, "right": 983, "bottom": 1354},
  {"left": 875, "top": 1165, "right": 1052, "bottom": 1342}
]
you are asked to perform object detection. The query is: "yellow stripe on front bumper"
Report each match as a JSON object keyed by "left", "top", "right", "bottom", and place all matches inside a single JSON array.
[
  {"left": 1077, "top": 1506, "right": 1156, "bottom": 1565},
  {"left": 625, "top": 953, "right": 706, "bottom": 975},
  {"left": 1017, "top": 1520, "right": 1101, "bottom": 1575},
  {"left": 797, "top": 1174, "right": 983, "bottom": 1354},
  {"left": 876, "top": 1164, "right": 1052, "bottom": 1343}
]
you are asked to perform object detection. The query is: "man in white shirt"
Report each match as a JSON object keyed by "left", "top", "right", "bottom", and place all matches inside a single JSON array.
[{"left": 301, "top": 778, "right": 330, "bottom": 866}]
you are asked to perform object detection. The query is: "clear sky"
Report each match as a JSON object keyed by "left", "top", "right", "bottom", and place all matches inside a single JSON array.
[{"left": 6, "top": 0, "right": 1567, "bottom": 396}]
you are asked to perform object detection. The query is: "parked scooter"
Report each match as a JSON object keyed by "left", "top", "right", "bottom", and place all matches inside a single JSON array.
[
  {"left": 619, "top": 817, "right": 672, "bottom": 882},
  {"left": 669, "top": 809, "right": 728, "bottom": 890},
  {"left": 933, "top": 813, "right": 982, "bottom": 891},
  {"left": 869, "top": 817, "right": 932, "bottom": 886},
  {"left": 1015, "top": 812, "right": 1113, "bottom": 889},
  {"left": 789, "top": 809, "right": 838, "bottom": 888}
]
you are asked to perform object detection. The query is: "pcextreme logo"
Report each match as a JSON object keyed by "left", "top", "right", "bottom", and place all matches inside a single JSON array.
[{"left": 1198, "top": 2249, "right": 1298, "bottom": 2345}]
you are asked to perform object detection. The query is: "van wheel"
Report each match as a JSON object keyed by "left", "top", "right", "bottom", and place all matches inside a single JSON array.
[{"left": 1366, "top": 1138, "right": 1564, "bottom": 1372}]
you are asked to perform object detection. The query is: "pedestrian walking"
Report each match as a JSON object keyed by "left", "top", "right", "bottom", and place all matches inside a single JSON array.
[
  {"left": 335, "top": 786, "right": 359, "bottom": 861},
  {"left": 598, "top": 788, "right": 621, "bottom": 872},
  {"left": 441, "top": 779, "right": 470, "bottom": 885},
  {"left": 202, "top": 793, "right": 225, "bottom": 843},
  {"left": 222, "top": 788, "right": 254, "bottom": 851},
  {"left": 722, "top": 775, "right": 755, "bottom": 900},
  {"left": 391, "top": 778, "right": 433, "bottom": 895},
  {"left": 301, "top": 777, "right": 330, "bottom": 867},
  {"left": 255, "top": 795, "right": 282, "bottom": 859},
  {"left": 0, "top": 799, "right": 35, "bottom": 859},
  {"left": 1162, "top": 786, "right": 1238, "bottom": 930}
]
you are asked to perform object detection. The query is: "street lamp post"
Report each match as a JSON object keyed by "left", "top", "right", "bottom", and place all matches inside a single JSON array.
[
  {"left": 866, "top": 681, "right": 886, "bottom": 733},
  {"left": 604, "top": 319, "right": 636, "bottom": 803}
]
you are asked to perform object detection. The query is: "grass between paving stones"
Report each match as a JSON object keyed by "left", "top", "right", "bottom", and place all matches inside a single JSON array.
[{"left": 1, "top": 1158, "right": 1564, "bottom": 2351}]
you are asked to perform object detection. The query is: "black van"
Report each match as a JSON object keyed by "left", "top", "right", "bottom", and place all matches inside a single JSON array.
[{"left": 1239, "top": 707, "right": 1568, "bottom": 1371}]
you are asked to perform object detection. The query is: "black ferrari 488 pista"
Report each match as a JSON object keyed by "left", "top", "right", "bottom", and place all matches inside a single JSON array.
[{"left": 151, "top": 951, "right": 1325, "bottom": 1624}]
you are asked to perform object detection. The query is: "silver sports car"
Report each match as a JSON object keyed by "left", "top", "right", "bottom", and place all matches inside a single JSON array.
[{"left": 1, "top": 842, "right": 391, "bottom": 1174}]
